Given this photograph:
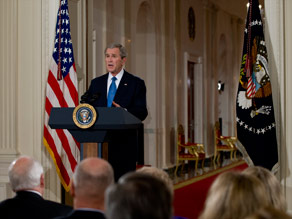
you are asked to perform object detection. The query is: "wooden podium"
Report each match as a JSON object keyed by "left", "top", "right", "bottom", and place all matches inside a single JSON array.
[{"left": 49, "top": 107, "right": 144, "bottom": 181}]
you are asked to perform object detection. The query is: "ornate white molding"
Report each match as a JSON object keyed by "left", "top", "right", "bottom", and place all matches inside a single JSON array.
[
  {"left": 0, "top": 0, "right": 18, "bottom": 155},
  {"left": 0, "top": 0, "right": 20, "bottom": 201},
  {"left": 40, "top": 0, "right": 62, "bottom": 202}
]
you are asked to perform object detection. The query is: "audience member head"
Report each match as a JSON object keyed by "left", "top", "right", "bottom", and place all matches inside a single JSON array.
[
  {"left": 105, "top": 172, "right": 173, "bottom": 219},
  {"left": 243, "top": 166, "right": 286, "bottom": 211},
  {"left": 71, "top": 157, "right": 114, "bottom": 210},
  {"left": 136, "top": 166, "right": 174, "bottom": 196},
  {"left": 245, "top": 206, "right": 292, "bottom": 219},
  {"left": 199, "top": 171, "right": 270, "bottom": 219},
  {"left": 8, "top": 155, "right": 44, "bottom": 194}
]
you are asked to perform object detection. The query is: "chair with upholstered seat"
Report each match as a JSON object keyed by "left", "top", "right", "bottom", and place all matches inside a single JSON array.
[
  {"left": 213, "top": 121, "right": 237, "bottom": 168},
  {"left": 174, "top": 124, "right": 205, "bottom": 176}
]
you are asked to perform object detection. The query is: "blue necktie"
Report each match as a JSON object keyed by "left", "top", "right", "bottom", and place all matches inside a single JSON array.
[{"left": 107, "top": 77, "right": 117, "bottom": 107}]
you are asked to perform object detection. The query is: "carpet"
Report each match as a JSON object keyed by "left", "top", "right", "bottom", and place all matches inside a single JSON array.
[{"left": 173, "top": 160, "right": 248, "bottom": 219}]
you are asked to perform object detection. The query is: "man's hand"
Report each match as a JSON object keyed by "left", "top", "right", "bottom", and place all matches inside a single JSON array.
[
  {"left": 112, "top": 101, "right": 121, "bottom": 107},
  {"left": 112, "top": 101, "right": 127, "bottom": 111}
]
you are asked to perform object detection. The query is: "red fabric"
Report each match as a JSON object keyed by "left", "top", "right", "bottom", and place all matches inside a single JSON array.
[
  {"left": 173, "top": 162, "right": 248, "bottom": 219},
  {"left": 217, "top": 145, "right": 232, "bottom": 150},
  {"left": 179, "top": 154, "right": 196, "bottom": 158},
  {"left": 179, "top": 152, "right": 205, "bottom": 159},
  {"left": 179, "top": 134, "right": 185, "bottom": 144},
  {"left": 197, "top": 153, "right": 205, "bottom": 159}
]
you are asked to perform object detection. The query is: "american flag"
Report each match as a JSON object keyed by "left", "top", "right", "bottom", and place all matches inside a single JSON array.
[{"left": 43, "top": 0, "right": 80, "bottom": 191}]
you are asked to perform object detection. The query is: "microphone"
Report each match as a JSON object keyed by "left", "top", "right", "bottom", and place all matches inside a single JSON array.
[
  {"left": 80, "top": 91, "right": 90, "bottom": 104},
  {"left": 80, "top": 91, "right": 100, "bottom": 105},
  {"left": 89, "top": 93, "right": 100, "bottom": 104}
]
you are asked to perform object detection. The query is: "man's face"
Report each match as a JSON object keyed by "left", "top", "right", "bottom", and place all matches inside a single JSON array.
[{"left": 105, "top": 48, "right": 126, "bottom": 75}]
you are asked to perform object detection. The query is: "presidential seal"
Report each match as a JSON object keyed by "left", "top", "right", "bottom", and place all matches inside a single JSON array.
[{"left": 73, "top": 103, "right": 97, "bottom": 129}]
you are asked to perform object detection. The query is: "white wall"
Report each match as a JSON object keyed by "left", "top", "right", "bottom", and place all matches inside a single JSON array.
[{"left": 0, "top": 0, "right": 62, "bottom": 202}]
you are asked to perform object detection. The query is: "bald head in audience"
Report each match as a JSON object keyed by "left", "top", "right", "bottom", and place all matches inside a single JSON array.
[
  {"left": 59, "top": 157, "right": 114, "bottom": 219},
  {"left": 70, "top": 157, "right": 114, "bottom": 210}
]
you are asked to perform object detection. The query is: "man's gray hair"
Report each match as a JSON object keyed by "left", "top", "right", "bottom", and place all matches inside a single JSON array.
[
  {"left": 104, "top": 43, "right": 127, "bottom": 59},
  {"left": 8, "top": 156, "right": 44, "bottom": 191}
]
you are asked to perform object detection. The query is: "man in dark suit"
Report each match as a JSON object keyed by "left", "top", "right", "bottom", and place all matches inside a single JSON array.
[
  {"left": 84, "top": 43, "right": 148, "bottom": 180},
  {"left": 59, "top": 157, "right": 114, "bottom": 219},
  {"left": 0, "top": 155, "right": 72, "bottom": 219},
  {"left": 86, "top": 43, "right": 148, "bottom": 121}
]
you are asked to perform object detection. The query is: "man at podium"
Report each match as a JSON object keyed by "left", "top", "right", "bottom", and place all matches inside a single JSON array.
[
  {"left": 84, "top": 43, "right": 148, "bottom": 121},
  {"left": 82, "top": 43, "right": 148, "bottom": 180}
]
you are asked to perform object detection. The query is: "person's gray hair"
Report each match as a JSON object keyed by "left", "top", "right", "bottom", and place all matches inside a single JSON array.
[
  {"left": 137, "top": 166, "right": 174, "bottom": 196},
  {"left": 8, "top": 156, "right": 43, "bottom": 191},
  {"left": 105, "top": 172, "right": 173, "bottom": 219},
  {"left": 104, "top": 43, "right": 127, "bottom": 59}
]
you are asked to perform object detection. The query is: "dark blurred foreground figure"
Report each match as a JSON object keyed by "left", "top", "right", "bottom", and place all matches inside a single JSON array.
[
  {"left": 105, "top": 172, "right": 173, "bottom": 219},
  {"left": 199, "top": 171, "right": 270, "bottom": 219},
  {"left": 136, "top": 166, "right": 189, "bottom": 219},
  {"left": 58, "top": 157, "right": 114, "bottom": 219},
  {"left": 243, "top": 166, "right": 287, "bottom": 211},
  {"left": 0, "top": 155, "right": 72, "bottom": 219},
  {"left": 136, "top": 166, "right": 173, "bottom": 196}
]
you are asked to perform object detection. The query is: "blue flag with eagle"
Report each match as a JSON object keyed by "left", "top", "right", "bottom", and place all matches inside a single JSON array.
[{"left": 236, "top": 0, "right": 278, "bottom": 171}]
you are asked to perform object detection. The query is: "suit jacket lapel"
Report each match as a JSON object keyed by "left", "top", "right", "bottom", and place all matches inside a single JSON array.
[
  {"left": 101, "top": 73, "right": 109, "bottom": 106},
  {"left": 114, "top": 71, "right": 129, "bottom": 103}
]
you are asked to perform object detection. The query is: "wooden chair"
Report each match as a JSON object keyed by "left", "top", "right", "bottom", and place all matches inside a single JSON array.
[
  {"left": 213, "top": 121, "right": 237, "bottom": 168},
  {"left": 174, "top": 124, "right": 205, "bottom": 176}
]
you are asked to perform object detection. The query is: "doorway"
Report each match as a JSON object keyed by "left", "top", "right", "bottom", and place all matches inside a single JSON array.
[{"left": 184, "top": 53, "right": 203, "bottom": 143}]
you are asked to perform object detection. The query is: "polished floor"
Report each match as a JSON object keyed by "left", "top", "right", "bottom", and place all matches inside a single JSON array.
[{"left": 171, "top": 153, "right": 243, "bottom": 184}]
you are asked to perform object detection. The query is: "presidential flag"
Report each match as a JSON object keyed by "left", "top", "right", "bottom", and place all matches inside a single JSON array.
[
  {"left": 43, "top": 0, "right": 80, "bottom": 191},
  {"left": 236, "top": 0, "right": 278, "bottom": 171}
]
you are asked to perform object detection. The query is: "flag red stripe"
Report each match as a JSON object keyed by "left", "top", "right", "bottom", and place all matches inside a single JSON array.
[
  {"left": 44, "top": 126, "right": 70, "bottom": 185},
  {"left": 55, "top": 129, "right": 77, "bottom": 172},
  {"left": 45, "top": 97, "right": 77, "bottom": 173},
  {"left": 247, "top": 77, "right": 256, "bottom": 98},
  {"left": 45, "top": 97, "right": 78, "bottom": 172},
  {"left": 45, "top": 92, "right": 77, "bottom": 176},
  {"left": 48, "top": 70, "right": 69, "bottom": 108},
  {"left": 45, "top": 97, "right": 53, "bottom": 115},
  {"left": 46, "top": 92, "right": 80, "bottom": 151},
  {"left": 73, "top": 63, "right": 76, "bottom": 72},
  {"left": 64, "top": 72, "right": 79, "bottom": 106}
]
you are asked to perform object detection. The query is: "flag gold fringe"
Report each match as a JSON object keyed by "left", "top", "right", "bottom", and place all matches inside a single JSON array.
[
  {"left": 43, "top": 137, "right": 71, "bottom": 192},
  {"left": 234, "top": 140, "right": 254, "bottom": 167},
  {"left": 235, "top": 140, "right": 279, "bottom": 174}
]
